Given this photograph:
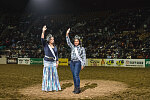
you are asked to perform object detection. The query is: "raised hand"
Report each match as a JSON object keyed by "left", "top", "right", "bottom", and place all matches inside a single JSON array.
[
  {"left": 66, "top": 28, "right": 70, "bottom": 36},
  {"left": 41, "top": 25, "right": 47, "bottom": 38},
  {"left": 42, "top": 25, "right": 47, "bottom": 32}
]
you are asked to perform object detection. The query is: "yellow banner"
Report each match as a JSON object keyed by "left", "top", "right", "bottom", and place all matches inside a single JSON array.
[
  {"left": 58, "top": 58, "right": 68, "bottom": 66},
  {"left": 88, "top": 59, "right": 106, "bottom": 66}
]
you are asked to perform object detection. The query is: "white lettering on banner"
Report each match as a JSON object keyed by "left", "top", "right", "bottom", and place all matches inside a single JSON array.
[
  {"left": 8, "top": 59, "right": 16, "bottom": 63},
  {"left": 146, "top": 61, "right": 150, "bottom": 64},
  {"left": 31, "top": 60, "right": 42, "bottom": 63}
]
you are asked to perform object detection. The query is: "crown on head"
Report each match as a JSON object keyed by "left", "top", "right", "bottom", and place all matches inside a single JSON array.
[{"left": 74, "top": 35, "right": 80, "bottom": 40}]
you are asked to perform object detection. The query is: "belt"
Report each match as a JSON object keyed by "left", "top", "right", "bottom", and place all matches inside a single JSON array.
[
  {"left": 71, "top": 60, "right": 80, "bottom": 62},
  {"left": 45, "top": 55, "right": 55, "bottom": 60}
]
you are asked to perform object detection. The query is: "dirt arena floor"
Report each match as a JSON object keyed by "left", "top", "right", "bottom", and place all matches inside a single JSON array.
[{"left": 19, "top": 80, "right": 128, "bottom": 99}]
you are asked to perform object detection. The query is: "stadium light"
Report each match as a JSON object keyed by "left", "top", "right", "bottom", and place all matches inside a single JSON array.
[{"left": 26, "top": 0, "right": 52, "bottom": 13}]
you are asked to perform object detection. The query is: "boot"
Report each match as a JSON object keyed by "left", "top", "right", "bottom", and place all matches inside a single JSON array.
[
  {"left": 74, "top": 88, "right": 81, "bottom": 94},
  {"left": 72, "top": 87, "right": 77, "bottom": 93}
]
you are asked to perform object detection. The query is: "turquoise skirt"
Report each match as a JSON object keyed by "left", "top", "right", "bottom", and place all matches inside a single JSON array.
[{"left": 42, "top": 60, "right": 61, "bottom": 91}]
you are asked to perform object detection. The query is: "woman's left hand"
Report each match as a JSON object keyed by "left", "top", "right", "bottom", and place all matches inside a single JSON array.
[
  {"left": 81, "top": 66, "right": 84, "bottom": 70},
  {"left": 56, "top": 63, "right": 58, "bottom": 68}
]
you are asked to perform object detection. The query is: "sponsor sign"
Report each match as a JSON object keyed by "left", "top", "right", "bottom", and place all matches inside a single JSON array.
[
  {"left": 115, "top": 59, "right": 125, "bottom": 67},
  {"left": 87, "top": 59, "right": 145, "bottom": 68},
  {"left": 106, "top": 59, "right": 115, "bottom": 66},
  {"left": 18, "top": 58, "right": 30, "bottom": 65},
  {"left": 125, "top": 59, "right": 145, "bottom": 68},
  {"left": 30, "top": 58, "right": 43, "bottom": 65},
  {"left": 7, "top": 58, "right": 17, "bottom": 64},
  {"left": 58, "top": 58, "right": 68, "bottom": 66},
  {"left": 145, "top": 59, "right": 150, "bottom": 67},
  {"left": 88, "top": 59, "right": 101, "bottom": 66}
]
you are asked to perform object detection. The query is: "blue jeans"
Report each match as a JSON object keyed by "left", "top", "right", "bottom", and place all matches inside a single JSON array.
[{"left": 70, "top": 60, "right": 81, "bottom": 88}]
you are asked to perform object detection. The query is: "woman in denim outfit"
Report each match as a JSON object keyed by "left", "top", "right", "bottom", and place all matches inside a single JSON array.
[{"left": 66, "top": 28, "right": 86, "bottom": 94}]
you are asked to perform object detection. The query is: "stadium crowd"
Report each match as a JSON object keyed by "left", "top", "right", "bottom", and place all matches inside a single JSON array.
[{"left": 0, "top": 8, "right": 150, "bottom": 59}]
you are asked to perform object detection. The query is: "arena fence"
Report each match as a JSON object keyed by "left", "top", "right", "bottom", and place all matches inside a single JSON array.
[{"left": 0, "top": 58, "right": 150, "bottom": 68}]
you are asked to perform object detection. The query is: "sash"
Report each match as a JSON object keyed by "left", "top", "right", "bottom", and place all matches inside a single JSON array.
[
  {"left": 74, "top": 47, "right": 84, "bottom": 64},
  {"left": 47, "top": 45, "right": 56, "bottom": 61}
]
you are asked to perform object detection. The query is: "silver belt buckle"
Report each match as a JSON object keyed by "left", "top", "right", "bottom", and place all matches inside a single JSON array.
[
  {"left": 45, "top": 56, "right": 54, "bottom": 60},
  {"left": 72, "top": 60, "right": 79, "bottom": 62}
]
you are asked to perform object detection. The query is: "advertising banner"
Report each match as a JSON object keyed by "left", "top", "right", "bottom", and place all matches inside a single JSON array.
[
  {"left": 115, "top": 59, "right": 125, "bottom": 67},
  {"left": 86, "top": 59, "right": 145, "bottom": 68},
  {"left": 88, "top": 59, "right": 103, "bottom": 66},
  {"left": 30, "top": 58, "right": 43, "bottom": 65},
  {"left": 125, "top": 59, "right": 145, "bottom": 68},
  {"left": 7, "top": 58, "right": 17, "bottom": 64},
  {"left": 58, "top": 58, "right": 68, "bottom": 66},
  {"left": 145, "top": 59, "right": 150, "bottom": 68},
  {"left": 18, "top": 58, "right": 30, "bottom": 65},
  {"left": 105, "top": 59, "right": 115, "bottom": 66}
]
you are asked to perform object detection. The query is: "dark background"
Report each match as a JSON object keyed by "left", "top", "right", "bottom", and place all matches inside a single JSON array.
[{"left": 0, "top": 0, "right": 150, "bottom": 13}]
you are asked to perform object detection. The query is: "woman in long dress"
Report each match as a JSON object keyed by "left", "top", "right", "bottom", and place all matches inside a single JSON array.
[{"left": 41, "top": 25, "right": 61, "bottom": 91}]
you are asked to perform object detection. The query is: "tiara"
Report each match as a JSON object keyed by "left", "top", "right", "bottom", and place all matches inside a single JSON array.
[
  {"left": 74, "top": 35, "right": 80, "bottom": 40},
  {"left": 46, "top": 34, "right": 53, "bottom": 38}
]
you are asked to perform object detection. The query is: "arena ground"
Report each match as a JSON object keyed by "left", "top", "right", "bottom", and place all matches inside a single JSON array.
[{"left": 0, "top": 64, "right": 150, "bottom": 99}]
